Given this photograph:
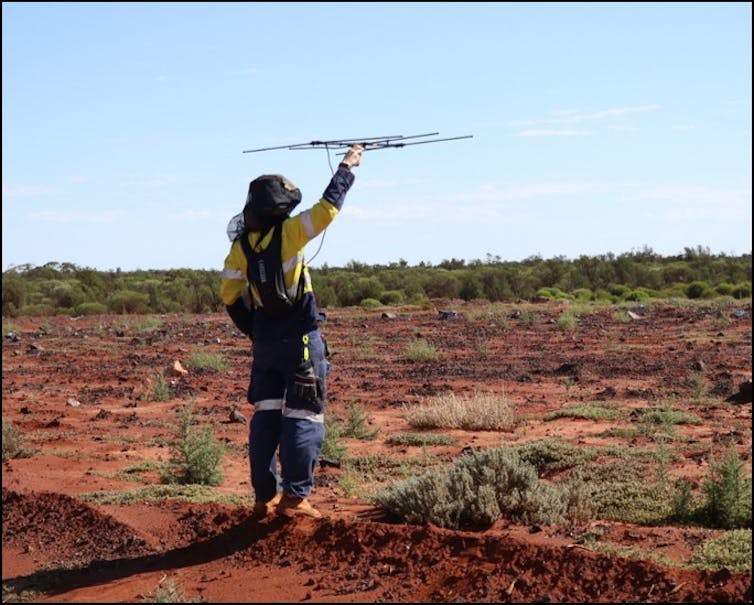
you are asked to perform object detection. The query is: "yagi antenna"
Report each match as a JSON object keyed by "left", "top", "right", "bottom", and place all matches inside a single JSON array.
[
  {"left": 242, "top": 132, "right": 473, "bottom": 154},
  {"left": 240, "top": 131, "right": 473, "bottom": 265}
]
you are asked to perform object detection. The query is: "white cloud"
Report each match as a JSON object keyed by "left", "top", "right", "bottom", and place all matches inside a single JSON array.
[
  {"left": 510, "top": 105, "right": 661, "bottom": 127},
  {"left": 342, "top": 204, "right": 439, "bottom": 221},
  {"left": 28, "top": 211, "right": 124, "bottom": 223},
  {"left": 3, "top": 184, "right": 57, "bottom": 198},
  {"left": 343, "top": 181, "right": 751, "bottom": 219},
  {"left": 518, "top": 129, "right": 592, "bottom": 137},
  {"left": 557, "top": 105, "right": 660, "bottom": 123},
  {"left": 176, "top": 210, "right": 214, "bottom": 220},
  {"left": 342, "top": 181, "right": 629, "bottom": 222},
  {"left": 124, "top": 176, "right": 177, "bottom": 187},
  {"left": 637, "top": 186, "right": 752, "bottom": 220},
  {"left": 354, "top": 178, "right": 423, "bottom": 190},
  {"left": 608, "top": 125, "right": 639, "bottom": 132}
]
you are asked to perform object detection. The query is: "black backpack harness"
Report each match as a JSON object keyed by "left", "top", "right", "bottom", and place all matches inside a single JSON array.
[{"left": 238, "top": 224, "right": 305, "bottom": 319}]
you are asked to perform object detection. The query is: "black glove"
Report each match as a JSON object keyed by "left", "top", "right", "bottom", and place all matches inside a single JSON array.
[{"left": 293, "top": 361, "right": 319, "bottom": 402}]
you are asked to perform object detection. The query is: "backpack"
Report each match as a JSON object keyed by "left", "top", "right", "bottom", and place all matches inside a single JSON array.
[{"left": 238, "top": 224, "right": 304, "bottom": 319}]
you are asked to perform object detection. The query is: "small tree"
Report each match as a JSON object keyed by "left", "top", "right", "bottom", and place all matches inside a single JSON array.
[
  {"left": 162, "top": 403, "right": 225, "bottom": 486},
  {"left": 700, "top": 450, "right": 752, "bottom": 529}
]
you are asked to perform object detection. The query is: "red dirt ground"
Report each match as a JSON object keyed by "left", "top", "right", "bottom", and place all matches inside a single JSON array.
[{"left": 2, "top": 299, "right": 752, "bottom": 603}]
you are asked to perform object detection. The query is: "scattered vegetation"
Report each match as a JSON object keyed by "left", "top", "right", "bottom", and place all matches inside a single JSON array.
[
  {"left": 512, "top": 438, "right": 597, "bottom": 474},
  {"left": 80, "top": 484, "right": 252, "bottom": 506},
  {"left": 339, "top": 403, "right": 380, "bottom": 440},
  {"left": 2, "top": 420, "right": 32, "bottom": 461},
  {"left": 556, "top": 310, "right": 578, "bottom": 331},
  {"left": 1, "top": 260, "right": 750, "bottom": 580},
  {"left": 372, "top": 436, "right": 751, "bottom": 560},
  {"left": 406, "top": 391, "right": 515, "bottom": 431},
  {"left": 185, "top": 351, "right": 228, "bottom": 373},
  {"left": 545, "top": 404, "right": 623, "bottom": 422},
  {"left": 150, "top": 372, "right": 174, "bottom": 401},
  {"left": 403, "top": 338, "right": 438, "bottom": 361},
  {"left": 2, "top": 322, "right": 22, "bottom": 338},
  {"left": 688, "top": 529, "right": 752, "bottom": 572},
  {"left": 340, "top": 452, "right": 441, "bottom": 499},
  {"left": 161, "top": 404, "right": 226, "bottom": 486},
  {"left": 695, "top": 450, "right": 752, "bottom": 529},
  {"left": 3, "top": 246, "right": 750, "bottom": 317},
  {"left": 385, "top": 433, "right": 457, "bottom": 447},
  {"left": 321, "top": 415, "right": 346, "bottom": 461},
  {"left": 372, "top": 447, "right": 584, "bottom": 528},
  {"left": 141, "top": 576, "right": 203, "bottom": 603}
]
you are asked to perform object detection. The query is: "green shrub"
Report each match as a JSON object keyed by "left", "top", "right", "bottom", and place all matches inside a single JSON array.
[
  {"left": 372, "top": 447, "right": 569, "bottom": 528},
  {"left": 513, "top": 438, "right": 596, "bottom": 474},
  {"left": 108, "top": 289, "right": 149, "bottom": 314},
  {"left": 407, "top": 292, "right": 430, "bottom": 306},
  {"left": 403, "top": 338, "right": 437, "bottom": 361},
  {"left": 2, "top": 420, "right": 30, "bottom": 461},
  {"left": 571, "top": 288, "right": 594, "bottom": 302},
  {"left": 637, "top": 407, "right": 702, "bottom": 427},
  {"left": 18, "top": 303, "right": 55, "bottom": 316},
  {"left": 72, "top": 301, "right": 109, "bottom": 316},
  {"left": 535, "top": 287, "right": 569, "bottom": 300},
  {"left": 1, "top": 273, "right": 26, "bottom": 317},
  {"left": 385, "top": 433, "right": 456, "bottom": 447},
  {"left": 714, "top": 283, "right": 735, "bottom": 296},
  {"left": 314, "top": 283, "right": 339, "bottom": 307},
  {"left": 686, "top": 281, "right": 713, "bottom": 299},
  {"left": 185, "top": 352, "right": 228, "bottom": 373},
  {"left": 608, "top": 284, "right": 631, "bottom": 298},
  {"left": 557, "top": 311, "right": 578, "bottom": 331},
  {"left": 161, "top": 404, "right": 225, "bottom": 486},
  {"left": 340, "top": 403, "right": 380, "bottom": 440},
  {"left": 359, "top": 297, "right": 382, "bottom": 308},
  {"left": 571, "top": 460, "right": 676, "bottom": 524},
  {"left": 731, "top": 281, "right": 752, "bottom": 299},
  {"left": 545, "top": 403, "right": 622, "bottom": 420},
  {"left": 322, "top": 414, "right": 346, "bottom": 461},
  {"left": 699, "top": 450, "right": 752, "bottom": 529},
  {"left": 379, "top": 290, "right": 404, "bottom": 305},
  {"left": 151, "top": 373, "right": 173, "bottom": 401},
  {"left": 689, "top": 529, "right": 752, "bottom": 572},
  {"left": 623, "top": 289, "right": 651, "bottom": 302}
]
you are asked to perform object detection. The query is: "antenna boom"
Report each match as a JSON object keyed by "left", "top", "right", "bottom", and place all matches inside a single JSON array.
[{"left": 243, "top": 132, "right": 472, "bottom": 154}]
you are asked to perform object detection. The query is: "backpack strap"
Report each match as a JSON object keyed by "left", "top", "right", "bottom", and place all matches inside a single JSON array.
[
  {"left": 238, "top": 225, "right": 306, "bottom": 308},
  {"left": 238, "top": 227, "right": 271, "bottom": 284}
]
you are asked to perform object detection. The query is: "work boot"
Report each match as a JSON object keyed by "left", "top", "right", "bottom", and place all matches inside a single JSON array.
[
  {"left": 252, "top": 492, "right": 282, "bottom": 518},
  {"left": 275, "top": 492, "right": 322, "bottom": 519}
]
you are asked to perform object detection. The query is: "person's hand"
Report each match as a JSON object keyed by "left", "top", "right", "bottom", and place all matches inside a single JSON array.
[{"left": 340, "top": 144, "right": 363, "bottom": 169}]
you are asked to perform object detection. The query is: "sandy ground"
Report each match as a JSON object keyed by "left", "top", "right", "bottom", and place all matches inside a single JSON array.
[{"left": 2, "top": 299, "right": 752, "bottom": 603}]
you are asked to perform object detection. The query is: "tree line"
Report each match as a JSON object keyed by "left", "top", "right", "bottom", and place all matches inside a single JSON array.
[{"left": 2, "top": 246, "right": 751, "bottom": 317}]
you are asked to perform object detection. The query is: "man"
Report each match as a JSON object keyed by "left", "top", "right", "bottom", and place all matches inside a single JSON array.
[{"left": 220, "top": 144, "right": 363, "bottom": 518}]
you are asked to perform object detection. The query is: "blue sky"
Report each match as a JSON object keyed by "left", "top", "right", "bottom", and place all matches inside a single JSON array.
[{"left": 3, "top": 2, "right": 751, "bottom": 272}]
